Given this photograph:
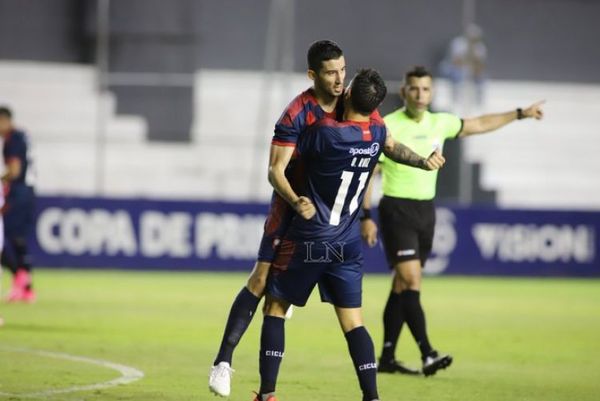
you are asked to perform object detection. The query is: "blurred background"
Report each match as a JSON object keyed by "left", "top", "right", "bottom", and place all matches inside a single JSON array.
[{"left": 0, "top": 0, "right": 598, "bottom": 274}]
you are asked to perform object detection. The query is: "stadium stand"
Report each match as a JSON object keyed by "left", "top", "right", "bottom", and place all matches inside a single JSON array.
[
  {"left": 450, "top": 80, "right": 600, "bottom": 209},
  {"left": 1, "top": 61, "right": 598, "bottom": 209}
]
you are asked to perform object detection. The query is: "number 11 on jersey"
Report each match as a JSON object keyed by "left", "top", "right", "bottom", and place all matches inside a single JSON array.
[{"left": 329, "top": 171, "right": 369, "bottom": 226}]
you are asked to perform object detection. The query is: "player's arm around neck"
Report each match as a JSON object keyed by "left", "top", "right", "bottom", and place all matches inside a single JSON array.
[
  {"left": 459, "top": 100, "right": 545, "bottom": 137},
  {"left": 383, "top": 131, "right": 445, "bottom": 170},
  {"left": 268, "top": 144, "right": 316, "bottom": 220}
]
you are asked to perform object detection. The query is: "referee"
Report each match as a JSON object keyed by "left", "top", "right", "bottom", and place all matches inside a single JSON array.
[{"left": 361, "top": 66, "right": 544, "bottom": 376}]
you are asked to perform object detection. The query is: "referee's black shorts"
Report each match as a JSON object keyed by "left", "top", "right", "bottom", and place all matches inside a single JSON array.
[{"left": 378, "top": 195, "right": 435, "bottom": 268}]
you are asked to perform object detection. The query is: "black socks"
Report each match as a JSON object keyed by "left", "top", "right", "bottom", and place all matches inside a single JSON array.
[
  {"left": 214, "top": 287, "right": 261, "bottom": 366},
  {"left": 259, "top": 316, "right": 285, "bottom": 395},
  {"left": 345, "top": 326, "right": 379, "bottom": 401}
]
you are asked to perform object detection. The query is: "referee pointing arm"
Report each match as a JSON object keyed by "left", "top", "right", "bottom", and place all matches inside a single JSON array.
[{"left": 361, "top": 66, "right": 544, "bottom": 377}]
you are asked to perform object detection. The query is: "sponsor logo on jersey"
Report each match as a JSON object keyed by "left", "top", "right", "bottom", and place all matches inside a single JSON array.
[{"left": 349, "top": 142, "right": 380, "bottom": 157}]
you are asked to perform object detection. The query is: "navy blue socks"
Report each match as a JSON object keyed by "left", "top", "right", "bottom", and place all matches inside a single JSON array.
[
  {"left": 345, "top": 326, "right": 379, "bottom": 401},
  {"left": 214, "top": 287, "right": 261, "bottom": 366},
  {"left": 259, "top": 315, "right": 285, "bottom": 395}
]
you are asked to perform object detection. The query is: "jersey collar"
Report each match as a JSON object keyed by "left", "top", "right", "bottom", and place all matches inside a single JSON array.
[{"left": 402, "top": 108, "right": 430, "bottom": 124}]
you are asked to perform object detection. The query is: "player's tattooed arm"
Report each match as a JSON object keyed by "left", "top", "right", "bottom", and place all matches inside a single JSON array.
[
  {"left": 383, "top": 132, "right": 446, "bottom": 171},
  {"left": 384, "top": 141, "right": 427, "bottom": 169}
]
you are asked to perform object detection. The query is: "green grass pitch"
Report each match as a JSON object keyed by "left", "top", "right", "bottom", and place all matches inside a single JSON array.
[{"left": 0, "top": 269, "right": 599, "bottom": 400}]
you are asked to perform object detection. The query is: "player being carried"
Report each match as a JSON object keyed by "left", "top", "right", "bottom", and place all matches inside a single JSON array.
[
  {"left": 253, "top": 68, "right": 444, "bottom": 401},
  {"left": 209, "top": 41, "right": 435, "bottom": 396}
]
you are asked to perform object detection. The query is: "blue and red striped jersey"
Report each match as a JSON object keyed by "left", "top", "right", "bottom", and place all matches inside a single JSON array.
[{"left": 272, "top": 88, "right": 337, "bottom": 147}]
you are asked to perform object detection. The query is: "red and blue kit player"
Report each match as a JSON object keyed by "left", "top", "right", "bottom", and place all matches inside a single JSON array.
[
  {"left": 259, "top": 87, "right": 341, "bottom": 262},
  {"left": 209, "top": 41, "right": 436, "bottom": 398},
  {"left": 254, "top": 69, "right": 445, "bottom": 401},
  {"left": 0, "top": 106, "right": 36, "bottom": 303},
  {"left": 209, "top": 40, "right": 347, "bottom": 397}
]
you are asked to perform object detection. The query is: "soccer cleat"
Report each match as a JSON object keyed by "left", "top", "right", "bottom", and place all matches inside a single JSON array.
[
  {"left": 22, "top": 288, "right": 37, "bottom": 303},
  {"left": 377, "top": 358, "right": 421, "bottom": 375},
  {"left": 6, "top": 271, "right": 27, "bottom": 302},
  {"left": 209, "top": 361, "right": 234, "bottom": 397},
  {"left": 6, "top": 286, "right": 24, "bottom": 302},
  {"left": 422, "top": 351, "right": 453, "bottom": 377},
  {"left": 252, "top": 392, "right": 277, "bottom": 401}
]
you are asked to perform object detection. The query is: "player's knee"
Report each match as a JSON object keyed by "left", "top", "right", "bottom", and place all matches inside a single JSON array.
[
  {"left": 246, "top": 267, "right": 269, "bottom": 296},
  {"left": 246, "top": 276, "right": 266, "bottom": 297},
  {"left": 335, "top": 307, "right": 364, "bottom": 333},
  {"left": 391, "top": 273, "right": 405, "bottom": 293},
  {"left": 342, "top": 319, "right": 363, "bottom": 333},
  {"left": 394, "top": 262, "right": 421, "bottom": 290},
  {"left": 392, "top": 270, "right": 413, "bottom": 292},
  {"left": 404, "top": 275, "right": 420, "bottom": 290},
  {"left": 263, "top": 295, "right": 288, "bottom": 318}
]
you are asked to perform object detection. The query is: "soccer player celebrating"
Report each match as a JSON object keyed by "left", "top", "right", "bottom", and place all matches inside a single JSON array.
[
  {"left": 209, "top": 42, "right": 439, "bottom": 397},
  {"left": 0, "top": 106, "right": 36, "bottom": 303},
  {"left": 253, "top": 69, "right": 444, "bottom": 401},
  {"left": 208, "top": 39, "right": 347, "bottom": 397},
  {"left": 360, "top": 66, "right": 544, "bottom": 376}
]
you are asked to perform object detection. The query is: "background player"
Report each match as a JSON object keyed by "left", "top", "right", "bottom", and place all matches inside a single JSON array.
[
  {"left": 0, "top": 171, "right": 4, "bottom": 326},
  {"left": 0, "top": 106, "right": 36, "bottom": 303},
  {"left": 360, "top": 66, "right": 545, "bottom": 376},
  {"left": 254, "top": 69, "right": 445, "bottom": 401}
]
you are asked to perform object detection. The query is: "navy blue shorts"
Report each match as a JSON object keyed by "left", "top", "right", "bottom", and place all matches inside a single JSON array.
[
  {"left": 3, "top": 185, "right": 35, "bottom": 238},
  {"left": 267, "top": 238, "right": 363, "bottom": 308},
  {"left": 256, "top": 193, "right": 295, "bottom": 263}
]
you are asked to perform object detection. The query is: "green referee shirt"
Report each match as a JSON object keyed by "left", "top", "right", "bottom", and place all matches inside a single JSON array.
[{"left": 380, "top": 108, "right": 462, "bottom": 200}]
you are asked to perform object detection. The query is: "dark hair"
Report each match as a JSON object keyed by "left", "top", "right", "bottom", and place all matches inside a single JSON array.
[
  {"left": 350, "top": 68, "right": 387, "bottom": 115},
  {"left": 0, "top": 106, "right": 12, "bottom": 119},
  {"left": 404, "top": 65, "right": 432, "bottom": 83},
  {"left": 307, "top": 40, "right": 343, "bottom": 72}
]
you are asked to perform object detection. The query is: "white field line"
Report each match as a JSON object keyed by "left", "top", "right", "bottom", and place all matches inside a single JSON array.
[{"left": 0, "top": 346, "right": 144, "bottom": 398}]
